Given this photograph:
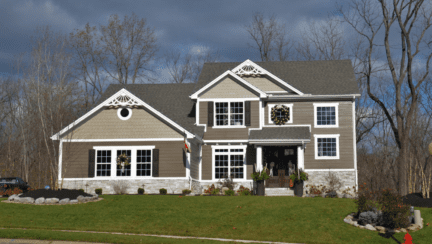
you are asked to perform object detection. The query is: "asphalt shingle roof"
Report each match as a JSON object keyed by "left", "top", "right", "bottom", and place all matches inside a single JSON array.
[
  {"left": 97, "top": 83, "right": 204, "bottom": 138},
  {"left": 249, "top": 127, "right": 311, "bottom": 141},
  {"left": 193, "top": 59, "right": 359, "bottom": 96}
]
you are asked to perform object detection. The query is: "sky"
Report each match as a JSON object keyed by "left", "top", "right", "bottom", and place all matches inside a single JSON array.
[{"left": 0, "top": 0, "right": 351, "bottom": 78}]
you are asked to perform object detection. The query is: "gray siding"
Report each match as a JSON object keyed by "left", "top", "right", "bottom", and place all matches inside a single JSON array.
[
  {"left": 202, "top": 145, "right": 212, "bottom": 180},
  {"left": 62, "top": 141, "right": 186, "bottom": 178},
  {"left": 200, "top": 76, "right": 259, "bottom": 98},
  {"left": 189, "top": 139, "right": 200, "bottom": 180}
]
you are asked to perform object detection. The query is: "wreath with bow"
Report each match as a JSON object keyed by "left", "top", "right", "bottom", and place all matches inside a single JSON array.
[
  {"left": 117, "top": 153, "right": 130, "bottom": 173},
  {"left": 271, "top": 105, "right": 290, "bottom": 125}
]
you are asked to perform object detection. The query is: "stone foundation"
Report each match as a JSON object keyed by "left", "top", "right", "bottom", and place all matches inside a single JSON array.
[
  {"left": 304, "top": 170, "right": 357, "bottom": 196},
  {"left": 59, "top": 179, "right": 254, "bottom": 195}
]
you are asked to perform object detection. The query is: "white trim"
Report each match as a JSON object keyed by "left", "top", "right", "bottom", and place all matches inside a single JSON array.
[
  {"left": 231, "top": 60, "right": 304, "bottom": 95},
  {"left": 117, "top": 107, "right": 132, "bottom": 120},
  {"left": 58, "top": 140, "right": 63, "bottom": 180},
  {"left": 314, "top": 134, "right": 340, "bottom": 160},
  {"left": 297, "top": 145, "right": 304, "bottom": 171},
  {"left": 262, "top": 124, "right": 311, "bottom": 132},
  {"left": 93, "top": 146, "right": 156, "bottom": 150},
  {"left": 268, "top": 94, "right": 361, "bottom": 99},
  {"left": 313, "top": 103, "right": 339, "bottom": 128},
  {"left": 267, "top": 103, "right": 293, "bottom": 124},
  {"left": 189, "top": 70, "right": 267, "bottom": 99},
  {"left": 267, "top": 91, "right": 289, "bottom": 93},
  {"left": 212, "top": 126, "right": 247, "bottom": 129},
  {"left": 198, "top": 180, "right": 253, "bottom": 183},
  {"left": 186, "top": 151, "right": 191, "bottom": 178},
  {"left": 256, "top": 146, "right": 263, "bottom": 172},
  {"left": 211, "top": 145, "right": 248, "bottom": 181},
  {"left": 198, "top": 98, "right": 260, "bottom": 102},
  {"left": 60, "top": 177, "right": 189, "bottom": 181},
  {"left": 353, "top": 98, "right": 358, "bottom": 191},
  {"left": 51, "top": 88, "right": 195, "bottom": 140},
  {"left": 61, "top": 138, "right": 183, "bottom": 142},
  {"left": 195, "top": 99, "right": 207, "bottom": 133},
  {"left": 304, "top": 169, "right": 355, "bottom": 172},
  {"left": 203, "top": 140, "right": 249, "bottom": 143}
]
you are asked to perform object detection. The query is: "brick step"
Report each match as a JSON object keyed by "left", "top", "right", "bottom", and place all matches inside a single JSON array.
[{"left": 265, "top": 187, "right": 295, "bottom": 196}]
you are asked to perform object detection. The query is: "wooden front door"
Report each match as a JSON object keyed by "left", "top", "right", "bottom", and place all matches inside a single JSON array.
[{"left": 264, "top": 146, "right": 297, "bottom": 188}]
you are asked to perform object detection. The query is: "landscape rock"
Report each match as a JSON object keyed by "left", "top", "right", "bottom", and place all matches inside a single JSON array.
[
  {"left": 407, "top": 224, "right": 421, "bottom": 231},
  {"left": 70, "top": 199, "right": 78, "bottom": 204},
  {"left": 35, "top": 197, "right": 45, "bottom": 204},
  {"left": 344, "top": 218, "right": 353, "bottom": 224},
  {"left": 19, "top": 197, "right": 34, "bottom": 204},
  {"left": 400, "top": 228, "right": 407, "bottom": 233},
  {"left": 59, "top": 198, "right": 70, "bottom": 204},
  {"left": 353, "top": 222, "right": 359, "bottom": 227},
  {"left": 45, "top": 198, "right": 59, "bottom": 204},
  {"left": 394, "top": 230, "right": 400, "bottom": 233},
  {"left": 84, "top": 196, "right": 93, "bottom": 201},
  {"left": 345, "top": 215, "right": 354, "bottom": 220},
  {"left": 375, "top": 226, "right": 385, "bottom": 232},
  {"left": 358, "top": 226, "right": 365, "bottom": 229},
  {"left": 77, "top": 195, "right": 86, "bottom": 202},
  {"left": 222, "top": 187, "right": 229, "bottom": 192},
  {"left": 365, "top": 224, "right": 376, "bottom": 231},
  {"left": 8, "top": 194, "right": 17, "bottom": 201}
]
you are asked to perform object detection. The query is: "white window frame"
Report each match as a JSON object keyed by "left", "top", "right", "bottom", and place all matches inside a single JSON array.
[
  {"left": 267, "top": 103, "right": 293, "bottom": 125},
  {"left": 213, "top": 101, "right": 246, "bottom": 128},
  {"left": 93, "top": 146, "right": 155, "bottom": 178},
  {"left": 117, "top": 107, "right": 132, "bottom": 121},
  {"left": 314, "top": 134, "right": 340, "bottom": 160},
  {"left": 313, "top": 103, "right": 339, "bottom": 128},
  {"left": 211, "top": 145, "right": 247, "bottom": 181}
]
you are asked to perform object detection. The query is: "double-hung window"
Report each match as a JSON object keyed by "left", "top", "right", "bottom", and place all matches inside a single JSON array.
[
  {"left": 215, "top": 102, "right": 244, "bottom": 127},
  {"left": 314, "top": 103, "right": 339, "bottom": 128},
  {"left": 314, "top": 134, "right": 340, "bottom": 160},
  {"left": 93, "top": 146, "right": 155, "bottom": 178},
  {"left": 213, "top": 146, "right": 246, "bottom": 180}
]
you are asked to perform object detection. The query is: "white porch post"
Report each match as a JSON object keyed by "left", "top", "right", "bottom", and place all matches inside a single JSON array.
[
  {"left": 256, "top": 146, "right": 263, "bottom": 172},
  {"left": 297, "top": 144, "right": 304, "bottom": 170}
]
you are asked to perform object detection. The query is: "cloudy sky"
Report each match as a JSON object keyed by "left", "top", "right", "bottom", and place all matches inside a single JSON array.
[
  {"left": 0, "top": 0, "right": 352, "bottom": 76},
  {"left": 0, "top": 0, "right": 430, "bottom": 83}
]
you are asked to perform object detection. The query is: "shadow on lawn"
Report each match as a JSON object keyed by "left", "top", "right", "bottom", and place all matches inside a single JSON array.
[{"left": 378, "top": 232, "right": 402, "bottom": 244}]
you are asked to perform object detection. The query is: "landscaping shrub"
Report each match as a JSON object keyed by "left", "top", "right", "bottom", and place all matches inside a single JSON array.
[
  {"left": 111, "top": 180, "right": 129, "bottom": 195},
  {"left": 358, "top": 211, "right": 384, "bottom": 226},
  {"left": 78, "top": 189, "right": 84, "bottom": 193},
  {"left": 324, "top": 171, "right": 343, "bottom": 193},
  {"left": 182, "top": 189, "right": 191, "bottom": 195},
  {"left": 1, "top": 187, "right": 23, "bottom": 197},
  {"left": 354, "top": 183, "right": 381, "bottom": 218},
  {"left": 159, "top": 188, "right": 167, "bottom": 195},
  {"left": 237, "top": 185, "right": 251, "bottom": 196},
  {"left": 204, "top": 184, "right": 220, "bottom": 195},
  {"left": 217, "top": 176, "right": 237, "bottom": 190},
  {"left": 95, "top": 188, "right": 102, "bottom": 195},
  {"left": 138, "top": 188, "right": 144, "bottom": 194},
  {"left": 377, "top": 188, "right": 411, "bottom": 229},
  {"left": 224, "top": 189, "right": 235, "bottom": 196},
  {"left": 306, "top": 184, "right": 330, "bottom": 196}
]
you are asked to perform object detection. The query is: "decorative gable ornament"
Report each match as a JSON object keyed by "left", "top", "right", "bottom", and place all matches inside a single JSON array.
[
  {"left": 234, "top": 64, "right": 264, "bottom": 77},
  {"left": 107, "top": 94, "right": 140, "bottom": 108}
]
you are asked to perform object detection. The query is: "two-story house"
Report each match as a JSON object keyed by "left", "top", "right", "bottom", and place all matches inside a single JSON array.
[{"left": 51, "top": 59, "right": 360, "bottom": 196}]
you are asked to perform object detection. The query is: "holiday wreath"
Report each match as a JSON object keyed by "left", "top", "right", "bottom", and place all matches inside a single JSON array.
[
  {"left": 271, "top": 105, "right": 290, "bottom": 125},
  {"left": 117, "top": 153, "right": 130, "bottom": 173}
]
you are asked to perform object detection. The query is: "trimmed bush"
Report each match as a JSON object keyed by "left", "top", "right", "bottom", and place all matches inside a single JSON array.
[
  {"left": 138, "top": 188, "right": 144, "bottom": 194},
  {"left": 224, "top": 189, "right": 235, "bottom": 196},
  {"left": 182, "top": 189, "right": 191, "bottom": 195},
  {"left": 78, "top": 189, "right": 84, "bottom": 193},
  {"left": 159, "top": 188, "right": 167, "bottom": 195},
  {"left": 95, "top": 188, "right": 102, "bottom": 195}
]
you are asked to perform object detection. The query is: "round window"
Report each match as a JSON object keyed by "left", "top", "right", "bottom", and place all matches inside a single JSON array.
[{"left": 117, "top": 107, "right": 132, "bottom": 120}]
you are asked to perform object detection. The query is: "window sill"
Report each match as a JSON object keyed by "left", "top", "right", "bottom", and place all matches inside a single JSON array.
[
  {"left": 314, "top": 125, "right": 339, "bottom": 128},
  {"left": 212, "top": 126, "right": 247, "bottom": 129},
  {"left": 314, "top": 157, "right": 340, "bottom": 160}
]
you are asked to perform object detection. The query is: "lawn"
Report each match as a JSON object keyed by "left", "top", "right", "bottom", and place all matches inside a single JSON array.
[{"left": 1, "top": 195, "right": 431, "bottom": 244}]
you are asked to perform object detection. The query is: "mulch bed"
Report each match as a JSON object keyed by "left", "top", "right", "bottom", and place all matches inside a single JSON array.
[
  {"left": 402, "top": 192, "right": 432, "bottom": 208},
  {"left": 18, "top": 189, "right": 93, "bottom": 200}
]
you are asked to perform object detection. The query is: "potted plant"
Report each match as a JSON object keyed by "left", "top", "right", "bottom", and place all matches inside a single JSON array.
[
  {"left": 290, "top": 169, "right": 308, "bottom": 197},
  {"left": 251, "top": 167, "right": 270, "bottom": 196}
]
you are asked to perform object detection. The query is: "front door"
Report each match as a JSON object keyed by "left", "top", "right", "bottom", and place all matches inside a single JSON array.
[{"left": 263, "top": 146, "right": 297, "bottom": 188}]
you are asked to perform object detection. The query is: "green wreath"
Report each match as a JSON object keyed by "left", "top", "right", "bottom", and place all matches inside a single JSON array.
[
  {"left": 117, "top": 153, "right": 130, "bottom": 167},
  {"left": 271, "top": 105, "right": 290, "bottom": 125}
]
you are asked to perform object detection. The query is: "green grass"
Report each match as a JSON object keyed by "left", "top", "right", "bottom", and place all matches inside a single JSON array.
[{"left": 1, "top": 195, "right": 431, "bottom": 244}]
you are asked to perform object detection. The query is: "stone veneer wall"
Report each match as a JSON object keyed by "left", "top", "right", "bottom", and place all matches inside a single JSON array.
[
  {"left": 304, "top": 170, "right": 357, "bottom": 195},
  {"left": 59, "top": 179, "right": 255, "bottom": 195}
]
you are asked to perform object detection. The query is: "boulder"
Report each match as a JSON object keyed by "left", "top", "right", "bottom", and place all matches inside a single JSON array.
[
  {"left": 350, "top": 221, "right": 357, "bottom": 226},
  {"left": 7, "top": 194, "right": 17, "bottom": 201},
  {"left": 407, "top": 224, "right": 421, "bottom": 231},
  {"left": 45, "top": 198, "right": 59, "bottom": 204},
  {"left": 18, "top": 197, "right": 34, "bottom": 204},
  {"left": 35, "top": 197, "right": 45, "bottom": 204},
  {"left": 365, "top": 224, "right": 376, "bottom": 231},
  {"left": 353, "top": 222, "right": 359, "bottom": 227},
  {"left": 59, "top": 198, "right": 70, "bottom": 204},
  {"left": 77, "top": 195, "right": 86, "bottom": 202},
  {"left": 400, "top": 228, "right": 407, "bottom": 233},
  {"left": 358, "top": 226, "right": 365, "bottom": 229},
  {"left": 325, "top": 191, "right": 337, "bottom": 198},
  {"left": 394, "top": 230, "right": 400, "bottom": 233},
  {"left": 344, "top": 218, "right": 353, "bottom": 224},
  {"left": 375, "top": 226, "right": 386, "bottom": 232},
  {"left": 70, "top": 199, "right": 78, "bottom": 204},
  {"left": 84, "top": 196, "right": 93, "bottom": 202},
  {"left": 345, "top": 215, "right": 354, "bottom": 220}
]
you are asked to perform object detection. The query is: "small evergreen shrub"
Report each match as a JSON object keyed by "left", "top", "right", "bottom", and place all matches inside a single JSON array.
[
  {"left": 182, "top": 189, "right": 191, "bottom": 195},
  {"left": 377, "top": 188, "right": 411, "bottom": 229},
  {"left": 159, "top": 188, "right": 167, "bottom": 195},
  {"left": 224, "top": 189, "right": 235, "bottom": 196},
  {"left": 95, "top": 188, "right": 102, "bottom": 195},
  {"left": 138, "top": 188, "right": 144, "bottom": 194},
  {"left": 78, "top": 189, "right": 84, "bottom": 192},
  {"left": 358, "top": 211, "right": 382, "bottom": 226}
]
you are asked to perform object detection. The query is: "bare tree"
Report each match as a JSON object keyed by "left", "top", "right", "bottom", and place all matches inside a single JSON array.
[
  {"left": 245, "top": 13, "right": 294, "bottom": 61},
  {"left": 339, "top": 0, "right": 432, "bottom": 195}
]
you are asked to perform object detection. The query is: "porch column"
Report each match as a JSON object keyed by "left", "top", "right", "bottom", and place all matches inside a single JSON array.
[
  {"left": 256, "top": 146, "right": 263, "bottom": 172},
  {"left": 297, "top": 144, "right": 304, "bottom": 170}
]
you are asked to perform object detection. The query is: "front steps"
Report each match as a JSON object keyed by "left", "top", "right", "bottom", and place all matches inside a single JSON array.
[{"left": 265, "top": 187, "right": 295, "bottom": 196}]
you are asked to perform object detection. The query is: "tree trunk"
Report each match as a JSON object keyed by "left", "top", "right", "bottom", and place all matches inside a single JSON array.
[{"left": 398, "top": 145, "right": 409, "bottom": 196}]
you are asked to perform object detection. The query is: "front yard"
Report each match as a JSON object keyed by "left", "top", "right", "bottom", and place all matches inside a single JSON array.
[{"left": 1, "top": 195, "right": 431, "bottom": 244}]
